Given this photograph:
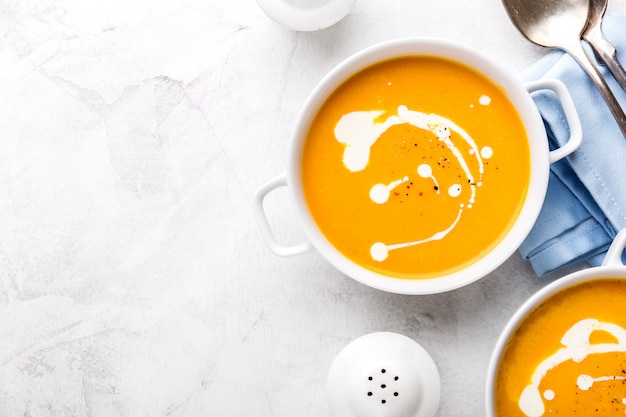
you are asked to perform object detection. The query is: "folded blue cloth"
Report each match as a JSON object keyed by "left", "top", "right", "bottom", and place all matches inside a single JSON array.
[{"left": 520, "top": 13, "right": 626, "bottom": 275}]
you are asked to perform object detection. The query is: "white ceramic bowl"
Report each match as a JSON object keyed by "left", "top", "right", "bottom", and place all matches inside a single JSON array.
[
  {"left": 253, "top": 38, "right": 582, "bottom": 295},
  {"left": 485, "top": 228, "right": 626, "bottom": 417}
]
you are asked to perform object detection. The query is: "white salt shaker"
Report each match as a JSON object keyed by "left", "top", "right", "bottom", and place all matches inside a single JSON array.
[
  {"left": 256, "top": 0, "right": 355, "bottom": 31},
  {"left": 327, "top": 332, "right": 441, "bottom": 417}
]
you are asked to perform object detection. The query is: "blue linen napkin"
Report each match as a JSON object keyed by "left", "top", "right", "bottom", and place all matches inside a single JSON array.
[{"left": 519, "top": 13, "right": 626, "bottom": 275}]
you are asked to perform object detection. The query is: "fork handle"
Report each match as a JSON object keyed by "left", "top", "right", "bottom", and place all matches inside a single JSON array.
[
  {"left": 583, "top": 25, "right": 626, "bottom": 94},
  {"left": 567, "top": 41, "right": 626, "bottom": 138}
]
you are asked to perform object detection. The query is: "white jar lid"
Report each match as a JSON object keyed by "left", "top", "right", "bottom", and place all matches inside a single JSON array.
[
  {"left": 327, "top": 332, "right": 441, "bottom": 417},
  {"left": 256, "top": 0, "right": 355, "bottom": 31}
]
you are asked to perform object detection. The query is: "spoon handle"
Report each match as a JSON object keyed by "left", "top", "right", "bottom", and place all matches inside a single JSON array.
[
  {"left": 583, "top": 26, "right": 626, "bottom": 93},
  {"left": 567, "top": 41, "right": 626, "bottom": 138}
]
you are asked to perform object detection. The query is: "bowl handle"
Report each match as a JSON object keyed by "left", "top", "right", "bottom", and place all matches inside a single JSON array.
[
  {"left": 602, "top": 228, "right": 626, "bottom": 267},
  {"left": 252, "top": 173, "right": 314, "bottom": 256},
  {"left": 524, "top": 79, "right": 583, "bottom": 164}
]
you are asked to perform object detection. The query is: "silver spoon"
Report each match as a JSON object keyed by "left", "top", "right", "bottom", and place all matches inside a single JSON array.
[
  {"left": 582, "top": 0, "right": 626, "bottom": 92},
  {"left": 501, "top": 0, "right": 626, "bottom": 137}
]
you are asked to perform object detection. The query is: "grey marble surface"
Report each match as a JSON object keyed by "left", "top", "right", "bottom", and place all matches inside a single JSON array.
[{"left": 2, "top": 1, "right": 626, "bottom": 416}]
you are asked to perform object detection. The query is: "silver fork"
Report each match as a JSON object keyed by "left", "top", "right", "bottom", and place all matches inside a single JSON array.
[{"left": 583, "top": 0, "right": 626, "bottom": 92}]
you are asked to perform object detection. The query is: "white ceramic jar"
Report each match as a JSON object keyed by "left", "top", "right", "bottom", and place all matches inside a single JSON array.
[{"left": 256, "top": 0, "right": 355, "bottom": 31}]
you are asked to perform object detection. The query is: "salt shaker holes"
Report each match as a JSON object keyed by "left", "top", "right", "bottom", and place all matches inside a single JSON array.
[{"left": 365, "top": 369, "right": 400, "bottom": 404}]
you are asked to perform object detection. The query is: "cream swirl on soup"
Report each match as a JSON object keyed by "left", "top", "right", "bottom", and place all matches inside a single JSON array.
[{"left": 334, "top": 104, "right": 494, "bottom": 262}]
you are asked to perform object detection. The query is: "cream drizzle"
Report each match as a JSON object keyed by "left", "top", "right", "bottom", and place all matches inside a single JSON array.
[
  {"left": 333, "top": 104, "right": 490, "bottom": 262},
  {"left": 417, "top": 164, "right": 440, "bottom": 194},
  {"left": 370, "top": 176, "right": 409, "bottom": 204},
  {"left": 577, "top": 374, "right": 626, "bottom": 391},
  {"left": 369, "top": 205, "right": 464, "bottom": 262},
  {"left": 517, "top": 319, "right": 626, "bottom": 417},
  {"left": 334, "top": 110, "right": 401, "bottom": 172}
]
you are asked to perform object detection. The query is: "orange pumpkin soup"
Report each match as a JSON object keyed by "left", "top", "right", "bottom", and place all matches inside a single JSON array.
[
  {"left": 495, "top": 279, "right": 626, "bottom": 417},
  {"left": 302, "top": 56, "right": 530, "bottom": 279}
]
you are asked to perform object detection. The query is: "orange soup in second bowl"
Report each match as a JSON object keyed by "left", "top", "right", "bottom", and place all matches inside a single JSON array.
[
  {"left": 302, "top": 55, "right": 531, "bottom": 279},
  {"left": 495, "top": 279, "right": 626, "bottom": 417}
]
